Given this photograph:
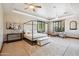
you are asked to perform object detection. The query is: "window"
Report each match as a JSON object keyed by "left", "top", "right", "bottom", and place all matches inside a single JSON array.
[
  {"left": 53, "top": 20, "right": 65, "bottom": 32},
  {"left": 37, "top": 21, "right": 45, "bottom": 33}
]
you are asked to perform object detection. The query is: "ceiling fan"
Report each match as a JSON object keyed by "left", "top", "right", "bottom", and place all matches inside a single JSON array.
[{"left": 24, "top": 3, "right": 42, "bottom": 12}]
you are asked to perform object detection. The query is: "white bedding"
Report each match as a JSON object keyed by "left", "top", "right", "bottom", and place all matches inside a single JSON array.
[{"left": 24, "top": 32, "right": 47, "bottom": 41}]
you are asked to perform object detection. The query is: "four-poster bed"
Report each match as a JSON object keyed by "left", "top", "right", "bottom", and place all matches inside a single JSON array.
[{"left": 23, "top": 20, "right": 49, "bottom": 45}]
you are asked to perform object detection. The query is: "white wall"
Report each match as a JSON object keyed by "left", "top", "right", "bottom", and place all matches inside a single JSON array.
[
  {"left": 0, "top": 4, "right": 3, "bottom": 50},
  {"left": 47, "top": 21, "right": 53, "bottom": 32},
  {"left": 65, "top": 16, "right": 79, "bottom": 38}
]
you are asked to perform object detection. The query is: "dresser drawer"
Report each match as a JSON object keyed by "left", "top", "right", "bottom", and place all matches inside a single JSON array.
[
  {"left": 7, "top": 33, "right": 22, "bottom": 41},
  {"left": 8, "top": 34, "right": 20, "bottom": 38}
]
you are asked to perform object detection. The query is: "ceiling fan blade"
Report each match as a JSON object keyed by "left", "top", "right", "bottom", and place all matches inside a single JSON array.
[
  {"left": 24, "top": 3, "right": 33, "bottom": 5},
  {"left": 35, "top": 6, "right": 42, "bottom": 8},
  {"left": 24, "top": 7, "right": 29, "bottom": 10},
  {"left": 24, "top": 3, "right": 28, "bottom": 5}
]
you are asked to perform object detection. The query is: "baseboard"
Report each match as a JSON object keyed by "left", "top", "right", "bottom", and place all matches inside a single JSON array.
[
  {"left": 66, "top": 36, "right": 79, "bottom": 39},
  {"left": 3, "top": 39, "right": 22, "bottom": 43}
]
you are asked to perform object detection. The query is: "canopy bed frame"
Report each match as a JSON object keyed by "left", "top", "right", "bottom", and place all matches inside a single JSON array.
[{"left": 23, "top": 20, "right": 48, "bottom": 45}]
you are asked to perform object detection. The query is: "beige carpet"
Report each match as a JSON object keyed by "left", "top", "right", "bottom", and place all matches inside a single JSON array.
[
  {"left": 32, "top": 37, "right": 69, "bottom": 56},
  {"left": 32, "top": 37, "right": 79, "bottom": 56}
]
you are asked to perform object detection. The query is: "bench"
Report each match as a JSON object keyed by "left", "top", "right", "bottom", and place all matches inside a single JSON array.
[{"left": 37, "top": 37, "right": 50, "bottom": 46}]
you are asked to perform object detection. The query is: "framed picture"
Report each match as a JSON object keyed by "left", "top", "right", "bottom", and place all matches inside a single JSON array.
[
  {"left": 6, "top": 23, "right": 14, "bottom": 30},
  {"left": 70, "top": 21, "right": 77, "bottom": 30},
  {"left": 6, "top": 22, "right": 21, "bottom": 30}
]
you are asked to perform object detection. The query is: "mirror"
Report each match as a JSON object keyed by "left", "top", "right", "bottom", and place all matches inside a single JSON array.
[{"left": 70, "top": 21, "right": 77, "bottom": 30}]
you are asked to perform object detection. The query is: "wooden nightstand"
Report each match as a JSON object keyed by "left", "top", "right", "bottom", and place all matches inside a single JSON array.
[{"left": 7, "top": 33, "right": 22, "bottom": 42}]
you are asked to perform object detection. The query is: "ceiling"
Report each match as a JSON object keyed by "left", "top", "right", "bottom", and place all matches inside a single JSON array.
[{"left": 2, "top": 3, "right": 79, "bottom": 19}]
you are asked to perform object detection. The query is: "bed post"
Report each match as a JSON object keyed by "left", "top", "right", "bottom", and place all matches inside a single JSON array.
[
  {"left": 32, "top": 20, "right": 34, "bottom": 45},
  {"left": 22, "top": 23, "right": 24, "bottom": 40}
]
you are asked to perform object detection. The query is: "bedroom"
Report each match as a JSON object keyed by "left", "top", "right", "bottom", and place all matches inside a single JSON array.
[{"left": 0, "top": 3, "right": 79, "bottom": 56}]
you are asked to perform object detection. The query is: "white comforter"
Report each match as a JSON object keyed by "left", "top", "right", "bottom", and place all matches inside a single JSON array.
[{"left": 24, "top": 32, "right": 47, "bottom": 41}]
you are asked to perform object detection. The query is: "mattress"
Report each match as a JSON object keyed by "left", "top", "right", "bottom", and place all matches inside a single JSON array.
[{"left": 24, "top": 32, "right": 47, "bottom": 41}]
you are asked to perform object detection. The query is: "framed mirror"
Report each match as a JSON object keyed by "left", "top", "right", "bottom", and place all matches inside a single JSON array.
[{"left": 70, "top": 21, "right": 77, "bottom": 30}]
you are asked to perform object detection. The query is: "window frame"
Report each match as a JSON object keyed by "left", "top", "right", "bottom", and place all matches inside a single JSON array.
[
  {"left": 53, "top": 20, "right": 65, "bottom": 32},
  {"left": 37, "top": 21, "right": 45, "bottom": 33}
]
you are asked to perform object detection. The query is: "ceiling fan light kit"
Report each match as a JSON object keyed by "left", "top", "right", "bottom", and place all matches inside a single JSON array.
[
  {"left": 29, "top": 5, "right": 35, "bottom": 9},
  {"left": 24, "top": 3, "right": 42, "bottom": 12}
]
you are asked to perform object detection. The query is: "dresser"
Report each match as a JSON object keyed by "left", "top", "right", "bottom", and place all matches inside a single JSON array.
[{"left": 7, "top": 33, "right": 22, "bottom": 42}]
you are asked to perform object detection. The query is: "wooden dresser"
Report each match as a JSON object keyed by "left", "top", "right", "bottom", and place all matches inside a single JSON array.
[{"left": 7, "top": 33, "right": 22, "bottom": 42}]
